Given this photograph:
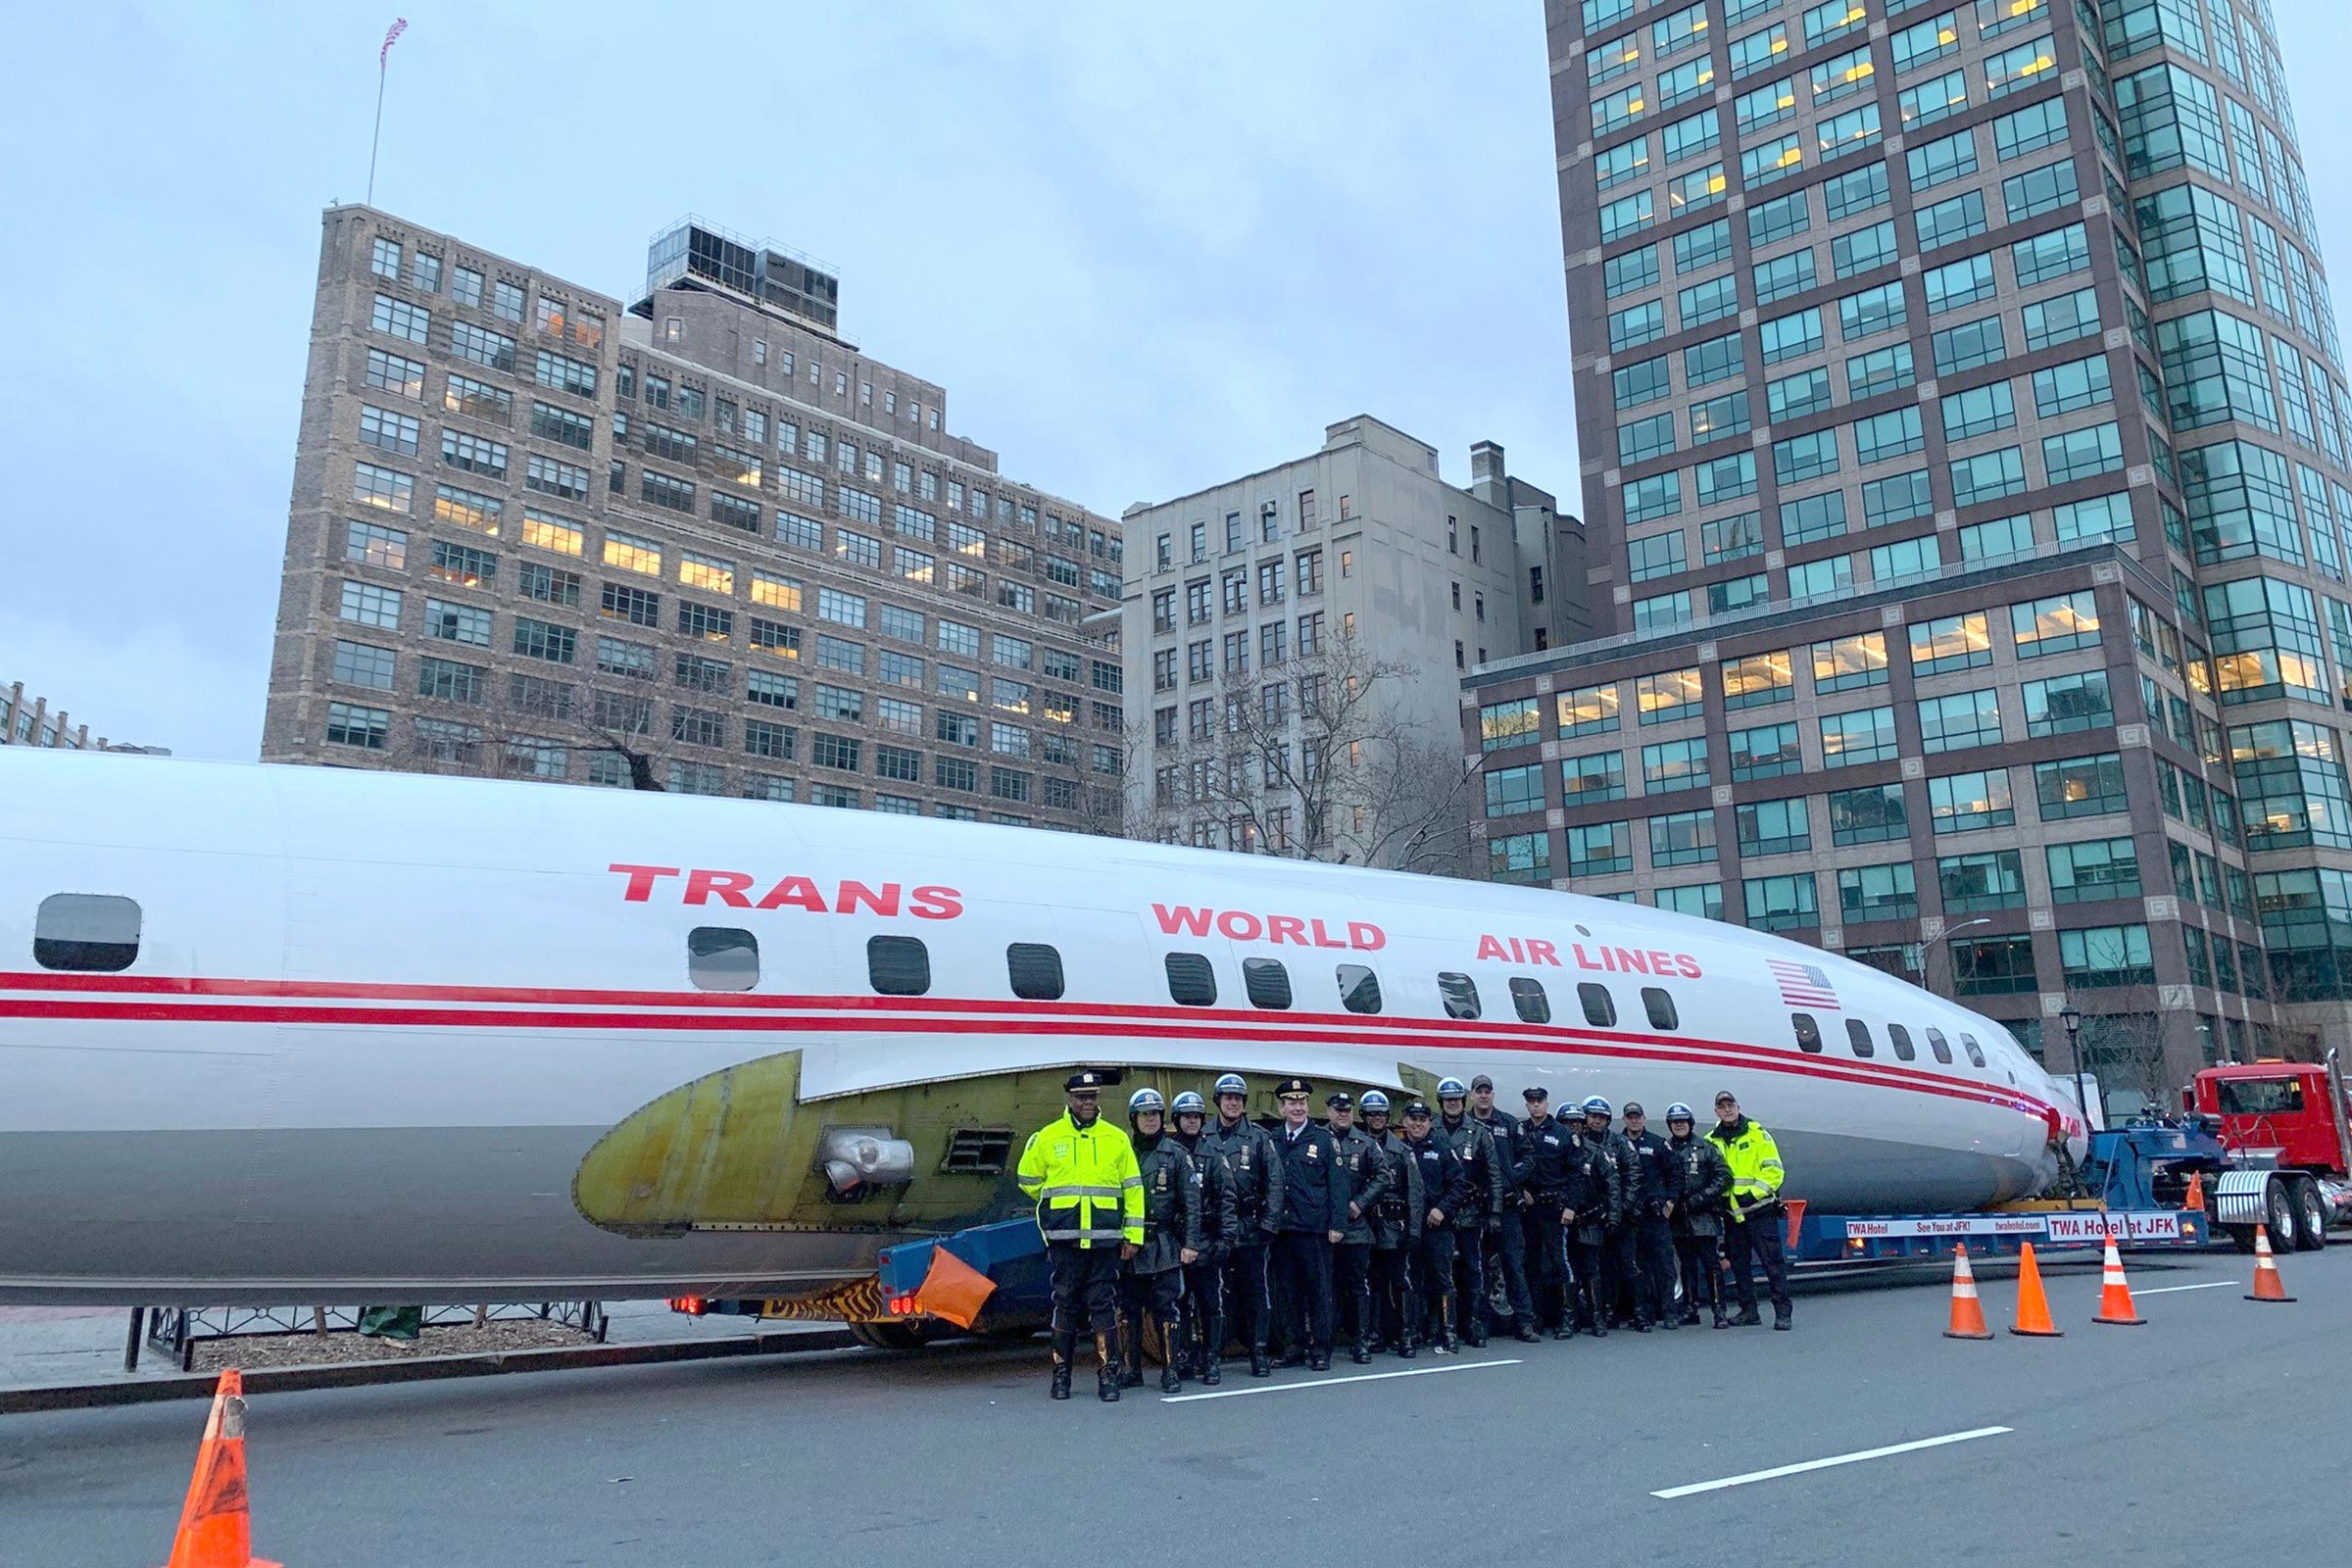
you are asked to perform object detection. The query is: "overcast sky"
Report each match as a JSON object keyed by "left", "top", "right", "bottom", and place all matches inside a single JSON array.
[{"left": 4, "top": 2, "right": 2347, "bottom": 759}]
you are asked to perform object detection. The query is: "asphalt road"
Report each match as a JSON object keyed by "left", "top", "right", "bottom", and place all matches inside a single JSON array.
[{"left": 3, "top": 1246, "right": 2344, "bottom": 1568}]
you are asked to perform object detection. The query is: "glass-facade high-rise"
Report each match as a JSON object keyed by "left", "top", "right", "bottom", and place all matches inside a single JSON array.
[{"left": 1474, "top": 0, "right": 2350, "bottom": 1102}]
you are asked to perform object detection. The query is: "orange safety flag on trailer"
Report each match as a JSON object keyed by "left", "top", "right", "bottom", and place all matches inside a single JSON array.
[{"left": 914, "top": 1248, "right": 997, "bottom": 1329}]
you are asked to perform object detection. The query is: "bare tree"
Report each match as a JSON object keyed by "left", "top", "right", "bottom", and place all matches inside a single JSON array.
[
  {"left": 395, "top": 670, "right": 670, "bottom": 790},
  {"left": 2075, "top": 1009, "right": 2191, "bottom": 1119},
  {"left": 1129, "top": 635, "right": 1487, "bottom": 874}
]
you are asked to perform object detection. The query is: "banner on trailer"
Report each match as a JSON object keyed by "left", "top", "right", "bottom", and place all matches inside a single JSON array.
[
  {"left": 1841, "top": 1215, "right": 2050, "bottom": 1239},
  {"left": 2044, "top": 1210, "right": 2182, "bottom": 1243}
]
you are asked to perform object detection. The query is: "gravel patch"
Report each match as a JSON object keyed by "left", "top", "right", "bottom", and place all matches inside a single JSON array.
[{"left": 192, "top": 1318, "right": 599, "bottom": 1372}]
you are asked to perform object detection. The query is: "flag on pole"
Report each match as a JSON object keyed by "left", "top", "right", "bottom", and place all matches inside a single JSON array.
[{"left": 380, "top": 17, "right": 408, "bottom": 68}]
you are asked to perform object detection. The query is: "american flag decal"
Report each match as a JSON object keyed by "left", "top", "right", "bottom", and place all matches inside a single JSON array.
[{"left": 1768, "top": 958, "right": 1840, "bottom": 1009}]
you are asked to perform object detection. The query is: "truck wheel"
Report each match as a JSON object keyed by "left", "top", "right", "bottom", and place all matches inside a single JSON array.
[
  {"left": 846, "top": 1318, "right": 931, "bottom": 1351},
  {"left": 2228, "top": 1225, "right": 2257, "bottom": 1254},
  {"left": 2265, "top": 1181, "right": 2297, "bottom": 1252},
  {"left": 2293, "top": 1180, "right": 2328, "bottom": 1251}
]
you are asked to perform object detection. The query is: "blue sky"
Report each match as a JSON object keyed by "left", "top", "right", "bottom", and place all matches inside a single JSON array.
[{"left": 2, "top": 2, "right": 2346, "bottom": 758}]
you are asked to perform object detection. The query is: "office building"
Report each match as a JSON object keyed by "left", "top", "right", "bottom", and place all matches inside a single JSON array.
[
  {"left": 265, "top": 210, "right": 1127, "bottom": 827},
  {"left": 0, "top": 682, "right": 163, "bottom": 754},
  {"left": 1475, "top": 0, "right": 2352, "bottom": 1100},
  {"left": 1126, "top": 416, "right": 1572, "bottom": 867}
]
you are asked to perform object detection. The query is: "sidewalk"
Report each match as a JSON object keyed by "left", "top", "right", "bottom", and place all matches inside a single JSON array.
[{"left": 0, "top": 1301, "right": 847, "bottom": 1404}]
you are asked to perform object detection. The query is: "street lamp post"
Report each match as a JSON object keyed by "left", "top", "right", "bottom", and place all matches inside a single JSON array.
[
  {"left": 1926, "top": 915, "right": 1995, "bottom": 996},
  {"left": 2060, "top": 1004, "right": 2087, "bottom": 1129}
]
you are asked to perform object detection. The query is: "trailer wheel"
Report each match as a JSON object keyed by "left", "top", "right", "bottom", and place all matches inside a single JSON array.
[
  {"left": 846, "top": 1318, "right": 932, "bottom": 1351},
  {"left": 2265, "top": 1180, "right": 2298, "bottom": 1252},
  {"left": 2227, "top": 1225, "right": 2257, "bottom": 1254},
  {"left": 2293, "top": 1179, "right": 2328, "bottom": 1251}
]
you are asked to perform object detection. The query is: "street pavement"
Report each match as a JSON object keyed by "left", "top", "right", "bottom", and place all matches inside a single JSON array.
[{"left": 2, "top": 1245, "right": 2344, "bottom": 1568}]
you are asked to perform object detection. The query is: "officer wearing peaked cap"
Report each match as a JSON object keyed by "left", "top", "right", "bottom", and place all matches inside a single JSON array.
[
  {"left": 1017, "top": 1070, "right": 1146, "bottom": 1401},
  {"left": 1269, "top": 1078, "right": 1347, "bottom": 1370}
]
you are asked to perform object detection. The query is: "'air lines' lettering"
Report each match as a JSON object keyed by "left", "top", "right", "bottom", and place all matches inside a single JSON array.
[
  {"left": 609, "top": 864, "right": 962, "bottom": 919},
  {"left": 1152, "top": 904, "right": 1386, "bottom": 952},
  {"left": 1475, "top": 933, "right": 1702, "bottom": 979}
]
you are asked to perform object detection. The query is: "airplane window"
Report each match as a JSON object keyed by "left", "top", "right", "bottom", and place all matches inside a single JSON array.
[
  {"left": 687, "top": 926, "right": 759, "bottom": 992},
  {"left": 1925, "top": 1026, "right": 1954, "bottom": 1064},
  {"left": 32, "top": 894, "right": 141, "bottom": 973},
  {"left": 1243, "top": 956, "right": 1292, "bottom": 1010},
  {"left": 1845, "top": 1018, "right": 1875, "bottom": 1057},
  {"left": 867, "top": 935, "right": 931, "bottom": 997},
  {"left": 1006, "top": 942, "right": 1064, "bottom": 1001},
  {"left": 1577, "top": 983, "right": 1616, "bottom": 1028},
  {"left": 1792, "top": 1013, "right": 1823, "bottom": 1054},
  {"left": 1337, "top": 964, "right": 1383, "bottom": 1015},
  {"left": 1510, "top": 977, "right": 1551, "bottom": 1023},
  {"left": 1641, "top": 987, "right": 1679, "bottom": 1031},
  {"left": 1887, "top": 1023, "right": 1917, "bottom": 1061},
  {"left": 1960, "top": 1032, "right": 1986, "bottom": 1069},
  {"left": 1438, "top": 971, "right": 1482, "bottom": 1020},
  {"left": 1165, "top": 952, "right": 1217, "bottom": 1006}
]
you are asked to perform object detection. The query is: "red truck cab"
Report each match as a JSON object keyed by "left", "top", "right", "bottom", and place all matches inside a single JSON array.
[{"left": 2188, "top": 1061, "right": 2350, "bottom": 1176}]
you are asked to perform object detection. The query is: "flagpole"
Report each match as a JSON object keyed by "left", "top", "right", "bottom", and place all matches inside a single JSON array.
[{"left": 367, "top": 55, "right": 387, "bottom": 206}]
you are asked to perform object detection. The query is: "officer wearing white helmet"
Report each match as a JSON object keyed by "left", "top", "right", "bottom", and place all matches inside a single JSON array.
[
  {"left": 1358, "top": 1091, "right": 1423, "bottom": 1355},
  {"left": 1581, "top": 1095, "right": 1642, "bottom": 1330},
  {"left": 1665, "top": 1102, "right": 1734, "bottom": 1329},
  {"left": 1197, "top": 1072, "right": 1284, "bottom": 1377},
  {"left": 1165, "top": 1091, "right": 1238, "bottom": 1381},
  {"left": 1115, "top": 1088, "right": 1203, "bottom": 1393},
  {"left": 1436, "top": 1077, "right": 1504, "bottom": 1348}
]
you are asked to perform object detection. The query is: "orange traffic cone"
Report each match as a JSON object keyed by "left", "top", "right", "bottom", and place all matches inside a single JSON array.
[
  {"left": 2246, "top": 1224, "right": 2296, "bottom": 1303},
  {"left": 2092, "top": 1234, "right": 2145, "bottom": 1325},
  {"left": 2181, "top": 1169, "right": 2206, "bottom": 1213},
  {"left": 2009, "top": 1242, "right": 2063, "bottom": 1337},
  {"left": 1942, "top": 1244, "right": 1993, "bottom": 1340},
  {"left": 162, "top": 1369, "right": 281, "bottom": 1568}
]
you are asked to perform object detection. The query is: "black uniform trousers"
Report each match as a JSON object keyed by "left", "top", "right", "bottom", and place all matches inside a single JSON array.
[
  {"left": 1602, "top": 1224, "right": 1641, "bottom": 1325},
  {"left": 1634, "top": 1215, "right": 1679, "bottom": 1324},
  {"left": 1448, "top": 1221, "right": 1491, "bottom": 1341},
  {"left": 1524, "top": 1201, "right": 1570, "bottom": 1328},
  {"left": 1272, "top": 1232, "right": 1335, "bottom": 1355},
  {"left": 1219, "top": 1238, "right": 1273, "bottom": 1354},
  {"left": 1675, "top": 1233, "right": 1724, "bottom": 1320},
  {"left": 1485, "top": 1204, "right": 1535, "bottom": 1326},
  {"left": 1048, "top": 1243, "right": 1122, "bottom": 1363},
  {"left": 1369, "top": 1244, "right": 1414, "bottom": 1347},
  {"left": 1332, "top": 1242, "right": 1374, "bottom": 1350},
  {"left": 1724, "top": 1208, "right": 1793, "bottom": 1315},
  {"left": 1179, "top": 1258, "right": 1223, "bottom": 1366},
  {"left": 1413, "top": 1227, "right": 1457, "bottom": 1342},
  {"left": 1117, "top": 1265, "right": 1183, "bottom": 1372},
  {"left": 1565, "top": 1233, "right": 1607, "bottom": 1331}
]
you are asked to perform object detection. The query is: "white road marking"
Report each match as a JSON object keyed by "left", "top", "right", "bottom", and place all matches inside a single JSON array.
[
  {"left": 1651, "top": 1426, "right": 2013, "bottom": 1498},
  {"left": 1162, "top": 1357, "right": 1522, "bottom": 1402},
  {"left": 2135, "top": 1280, "right": 2238, "bottom": 1296}
]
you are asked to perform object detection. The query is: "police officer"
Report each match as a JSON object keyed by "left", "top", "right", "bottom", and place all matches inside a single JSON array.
[
  {"left": 1709, "top": 1090, "right": 1793, "bottom": 1330},
  {"left": 1016, "top": 1070, "right": 1145, "bottom": 1401},
  {"left": 1468, "top": 1075, "right": 1541, "bottom": 1344},
  {"left": 1398, "top": 1101, "right": 1468, "bottom": 1353},
  {"left": 1664, "top": 1102, "right": 1733, "bottom": 1329},
  {"left": 1619, "top": 1102, "right": 1683, "bottom": 1332},
  {"left": 1166, "top": 1091, "right": 1237, "bottom": 1381},
  {"left": 1116, "top": 1089, "right": 1202, "bottom": 1394},
  {"left": 1268, "top": 1078, "right": 1346, "bottom": 1370},
  {"left": 1436, "top": 1078, "right": 1503, "bottom": 1348},
  {"left": 1560, "top": 1096, "right": 1622, "bottom": 1337},
  {"left": 1576, "top": 1096, "right": 1639, "bottom": 1329},
  {"left": 1200, "top": 1072, "right": 1284, "bottom": 1376},
  {"left": 1325, "top": 1091, "right": 1389, "bottom": 1364},
  {"left": 1359, "top": 1091, "right": 1423, "bottom": 1356},
  {"left": 1516, "top": 1087, "right": 1577, "bottom": 1338}
]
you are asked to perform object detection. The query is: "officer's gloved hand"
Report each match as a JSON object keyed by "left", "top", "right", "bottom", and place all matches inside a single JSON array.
[{"left": 1486, "top": 1215, "right": 1502, "bottom": 1233}]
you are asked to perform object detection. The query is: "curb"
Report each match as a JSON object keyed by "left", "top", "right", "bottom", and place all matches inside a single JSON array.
[{"left": 0, "top": 1327, "right": 860, "bottom": 1416}]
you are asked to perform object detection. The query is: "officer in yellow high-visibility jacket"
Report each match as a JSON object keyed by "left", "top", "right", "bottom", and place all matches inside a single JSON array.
[
  {"left": 1018, "top": 1070, "right": 1147, "bottom": 1400},
  {"left": 1707, "top": 1089, "right": 1792, "bottom": 1330}
]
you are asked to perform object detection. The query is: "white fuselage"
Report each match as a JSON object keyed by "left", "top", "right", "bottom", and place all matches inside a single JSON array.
[{"left": 0, "top": 752, "right": 2082, "bottom": 1304}]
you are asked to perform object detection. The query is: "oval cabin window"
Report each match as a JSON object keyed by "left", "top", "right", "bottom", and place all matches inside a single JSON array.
[
  {"left": 687, "top": 926, "right": 759, "bottom": 992},
  {"left": 34, "top": 893, "right": 142, "bottom": 973},
  {"left": 1243, "top": 956, "right": 1292, "bottom": 1010}
]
